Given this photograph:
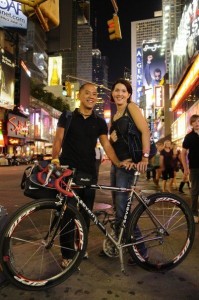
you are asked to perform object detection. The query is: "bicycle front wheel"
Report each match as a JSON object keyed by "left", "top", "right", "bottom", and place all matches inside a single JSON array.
[
  {"left": 0, "top": 199, "right": 88, "bottom": 290},
  {"left": 126, "top": 193, "right": 195, "bottom": 272}
]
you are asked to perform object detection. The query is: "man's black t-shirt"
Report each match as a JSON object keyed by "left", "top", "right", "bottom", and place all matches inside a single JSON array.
[
  {"left": 182, "top": 130, "right": 199, "bottom": 169},
  {"left": 57, "top": 109, "right": 108, "bottom": 176}
]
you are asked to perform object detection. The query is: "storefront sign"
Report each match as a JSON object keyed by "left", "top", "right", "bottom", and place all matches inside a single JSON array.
[
  {"left": 155, "top": 86, "right": 164, "bottom": 107},
  {"left": 171, "top": 54, "right": 199, "bottom": 110},
  {"left": 8, "top": 138, "right": 20, "bottom": 145},
  {"left": 0, "top": 0, "right": 27, "bottom": 29},
  {"left": 7, "top": 113, "right": 30, "bottom": 138}
]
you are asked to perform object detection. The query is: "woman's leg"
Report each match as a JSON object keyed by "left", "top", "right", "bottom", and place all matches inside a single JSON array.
[{"left": 110, "top": 165, "right": 134, "bottom": 235}]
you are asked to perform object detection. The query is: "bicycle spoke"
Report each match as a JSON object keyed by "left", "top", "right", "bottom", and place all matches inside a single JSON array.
[
  {"left": 127, "top": 193, "right": 195, "bottom": 272},
  {"left": 0, "top": 200, "right": 87, "bottom": 290}
]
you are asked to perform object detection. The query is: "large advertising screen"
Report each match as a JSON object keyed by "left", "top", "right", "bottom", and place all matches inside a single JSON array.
[
  {"left": 170, "top": 0, "right": 199, "bottom": 88},
  {"left": 0, "top": 0, "right": 27, "bottom": 30},
  {"left": 0, "top": 49, "right": 15, "bottom": 110},
  {"left": 48, "top": 56, "right": 62, "bottom": 86},
  {"left": 142, "top": 42, "right": 166, "bottom": 89}
]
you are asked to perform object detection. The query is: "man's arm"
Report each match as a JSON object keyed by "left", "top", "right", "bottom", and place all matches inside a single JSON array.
[
  {"left": 99, "top": 135, "right": 121, "bottom": 167},
  {"left": 51, "top": 127, "right": 65, "bottom": 162},
  {"left": 144, "top": 62, "right": 152, "bottom": 86},
  {"left": 181, "top": 148, "right": 189, "bottom": 176}
]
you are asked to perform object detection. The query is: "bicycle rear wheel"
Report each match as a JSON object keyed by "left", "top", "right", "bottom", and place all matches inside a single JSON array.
[
  {"left": 126, "top": 193, "right": 195, "bottom": 272},
  {"left": 0, "top": 199, "right": 88, "bottom": 290}
]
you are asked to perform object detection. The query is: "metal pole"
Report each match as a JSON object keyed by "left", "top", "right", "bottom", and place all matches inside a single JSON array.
[{"left": 110, "top": 0, "right": 118, "bottom": 14}]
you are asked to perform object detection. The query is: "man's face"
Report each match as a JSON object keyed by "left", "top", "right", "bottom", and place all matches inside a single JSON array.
[
  {"left": 192, "top": 118, "right": 199, "bottom": 131},
  {"left": 79, "top": 84, "right": 98, "bottom": 109},
  {"left": 154, "top": 71, "right": 161, "bottom": 81}
]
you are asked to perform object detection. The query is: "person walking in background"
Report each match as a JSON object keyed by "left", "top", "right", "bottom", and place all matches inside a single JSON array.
[
  {"left": 178, "top": 167, "right": 191, "bottom": 194},
  {"left": 181, "top": 114, "right": 199, "bottom": 224},
  {"left": 95, "top": 143, "right": 103, "bottom": 180},
  {"left": 159, "top": 140, "right": 176, "bottom": 193},
  {"left": 51, "top": 82, "right": 132, "bottom": 267},
  {"left": 151, "top": 142, "right": 164, "bottom": 187},
  {"left": 171, "top": 143, "right": 181, "bottom": 190},
  {"left": 178, "top": 150, "right": 191, "bottom": 194},
  {"left": 104, "top": 78, "right": 150, "bottom": 263}
]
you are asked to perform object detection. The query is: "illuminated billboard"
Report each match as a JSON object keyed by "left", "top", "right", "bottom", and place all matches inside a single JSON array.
[
  {"left": 170, "top": 0, "right": 199, "bottom": 88},
  {"left": 142, "top": 42, "right": 166, "bottom": 89},
  {"left": 0, "top": 0, "right": 27, "bottom": 30},
  {"left": 136, "top": 48, "right": 143, "bottom": 103},
  {"left": 0, "top": 49, "right": 15, "bottom": 110},
  {"left": 48, "top": 56, "right": 62, "bottom": 86}
]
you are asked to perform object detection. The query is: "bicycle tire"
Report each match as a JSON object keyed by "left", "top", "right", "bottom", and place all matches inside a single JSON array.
[
  {"left": 126, "top": 193, "right": 195, "bottom": 272},
  {"left": 0, "top": 199, "right": 88, "bottom": 290}
]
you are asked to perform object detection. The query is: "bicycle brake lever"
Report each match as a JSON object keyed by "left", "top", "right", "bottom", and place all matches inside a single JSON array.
[{"left": 43, "top": 164, "right": 54, "bottom": 186}]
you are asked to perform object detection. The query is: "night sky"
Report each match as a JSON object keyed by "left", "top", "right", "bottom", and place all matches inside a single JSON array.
[{"left": 92, "top": 0, "right": 162, "bottom": 85}]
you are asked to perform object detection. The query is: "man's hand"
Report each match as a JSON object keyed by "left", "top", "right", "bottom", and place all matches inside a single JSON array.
[
  {"left": 110, "top": 130, "right": 118, "bottom": 143},
  {"left": 147, "top": 54, "right": 153, "bottom": 64}
]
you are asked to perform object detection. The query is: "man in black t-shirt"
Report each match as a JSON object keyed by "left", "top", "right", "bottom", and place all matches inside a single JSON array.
[
  {"left": 51, "top": 83, "right": 132, "bottom": 267},
  {"left": 181, "top": 114, "right": 199, "bottom": 224}
]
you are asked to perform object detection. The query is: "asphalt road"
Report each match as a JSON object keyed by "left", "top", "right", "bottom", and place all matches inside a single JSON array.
[{"left": 0, "top": 162, "right": 199, "bottom": 299}]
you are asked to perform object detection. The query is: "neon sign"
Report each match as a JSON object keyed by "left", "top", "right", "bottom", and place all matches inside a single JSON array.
[
  {"left": 8, "top": 138, "right": 19, "bottom": 145},
  {"left": 8, "top": 114, "right": 30, "bottom": 138}
]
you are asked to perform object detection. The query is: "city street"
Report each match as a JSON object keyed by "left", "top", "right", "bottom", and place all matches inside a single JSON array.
[{"left": 0, "top": 162, "right": 199, "bottom": 300}]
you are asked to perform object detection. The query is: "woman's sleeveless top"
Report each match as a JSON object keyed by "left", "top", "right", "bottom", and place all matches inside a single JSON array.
[{"left": 110, "top": 110, "right": 131, "bottom": 161}]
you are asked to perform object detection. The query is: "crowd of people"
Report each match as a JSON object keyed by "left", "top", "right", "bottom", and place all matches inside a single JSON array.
[
  {"left": 146, "top": 140, "right": 190, "bottom": 194},
  {"left": 44, "top": 79, "right": 199, "bottom": 266}
]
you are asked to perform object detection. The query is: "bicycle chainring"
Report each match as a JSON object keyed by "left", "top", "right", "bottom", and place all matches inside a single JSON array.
[{"left": 102, "top": 234, "right": 119, "bottom": 258}]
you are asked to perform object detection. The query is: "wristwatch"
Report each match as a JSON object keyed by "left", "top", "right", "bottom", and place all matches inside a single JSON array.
[{"left": 143, "top": 153, "right": 149, "bottom": 158}]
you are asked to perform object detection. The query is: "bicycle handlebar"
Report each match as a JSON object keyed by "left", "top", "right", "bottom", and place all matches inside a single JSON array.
[{"left": 36, "top": 162, "right": 140, "bottom": 197}]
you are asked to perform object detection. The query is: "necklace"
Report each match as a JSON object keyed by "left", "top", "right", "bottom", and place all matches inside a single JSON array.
[{"left": 116, "top": 109, "right": 125, "bottom": 117}]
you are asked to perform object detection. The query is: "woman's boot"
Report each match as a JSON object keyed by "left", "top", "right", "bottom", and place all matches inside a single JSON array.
[{"left": 179, "top": 181, "right": 185, "bottom": 193}]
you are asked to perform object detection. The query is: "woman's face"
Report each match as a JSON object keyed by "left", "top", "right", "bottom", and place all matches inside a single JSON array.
[
  {"left": 164, "top": 140, "right": 171, "bottom": 148},
  {"left": 111, "top": 83, "right": 130, "bottom": 106}
]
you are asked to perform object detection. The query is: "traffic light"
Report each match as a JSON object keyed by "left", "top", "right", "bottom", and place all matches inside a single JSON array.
[
  {"left": 62, "top": 81, "right": 72, "bottom": 97},
  {"left": 107, "top": 14, "right": 122, "bottom": 40},
  {"left": 21, "top": 0, "right": 60, "bottom": 31}
]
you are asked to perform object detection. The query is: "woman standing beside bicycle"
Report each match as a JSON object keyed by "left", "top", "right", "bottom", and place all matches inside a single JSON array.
[{"left": 108, "top": 78, "right": 150, "bottom": 241}]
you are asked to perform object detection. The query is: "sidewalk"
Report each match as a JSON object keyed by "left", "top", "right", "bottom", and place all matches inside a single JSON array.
[{"left": 0, "top": 162, "right": 198, "bottom": 299}]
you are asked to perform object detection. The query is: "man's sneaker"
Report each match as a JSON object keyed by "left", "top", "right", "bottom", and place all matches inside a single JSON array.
[
  {"left": 83, "top": 251, "right": 89, "bottom": 259},
  {"left": 194, "top": 216, "right": 199, "bottom": 224}
]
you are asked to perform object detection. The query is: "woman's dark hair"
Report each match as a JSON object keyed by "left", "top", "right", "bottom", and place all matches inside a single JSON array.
[{"left": 110, "top": 78, "right": 132, "bottom": 103}]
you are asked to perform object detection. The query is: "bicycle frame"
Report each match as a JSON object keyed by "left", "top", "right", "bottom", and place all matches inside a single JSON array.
[{"left": 52, "top": 169, "right": 169, "bottom": 272}]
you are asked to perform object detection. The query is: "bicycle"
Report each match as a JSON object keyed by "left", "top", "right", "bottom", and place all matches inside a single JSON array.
[{"left": 0, "top": 162, "right": 195, "bottom": 291}]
